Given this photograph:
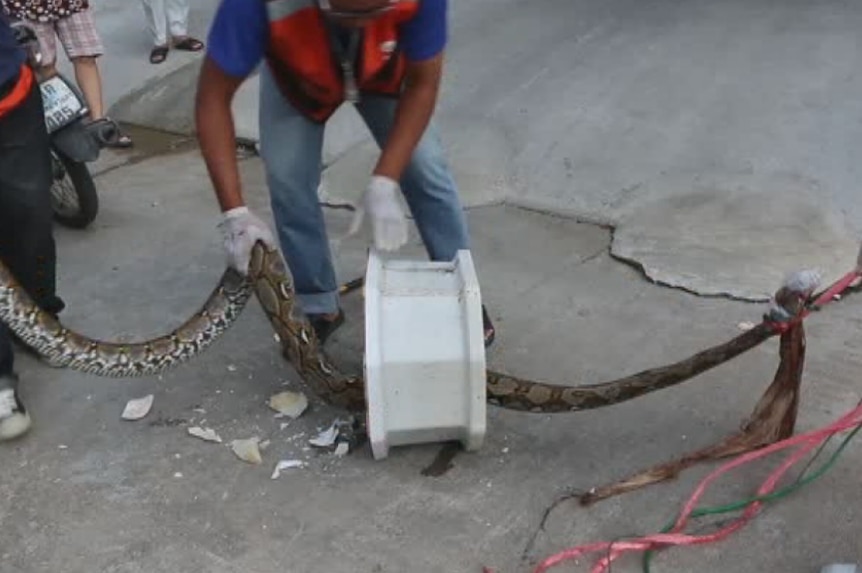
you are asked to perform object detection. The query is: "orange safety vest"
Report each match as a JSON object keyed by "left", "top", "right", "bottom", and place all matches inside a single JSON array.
[
  {"left": 264, "top": 0, "right": 419, "bottom": 123},
  {"left": 0, "top": 65, "right": 33, "bottom": 120}
]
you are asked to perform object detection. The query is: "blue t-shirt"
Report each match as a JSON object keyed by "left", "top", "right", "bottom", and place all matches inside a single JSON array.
[
  {"left": 0, "top": 13, "right": 25, "bottom": 87},
  {"left": 206, "top": 0, "right": 447, "bottom": 79}
]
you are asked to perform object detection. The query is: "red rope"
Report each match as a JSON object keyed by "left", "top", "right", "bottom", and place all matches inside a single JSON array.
[
  {"left": 482, "top": 269, "right": 862, "bottom": 573},
  {"left": 527, "top": 403, "right": 862, "bottom": 573}
]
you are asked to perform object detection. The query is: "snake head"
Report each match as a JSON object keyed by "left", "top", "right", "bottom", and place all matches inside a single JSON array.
[{"left": 769, "top": 269, "right": 822, "bottom": 319}]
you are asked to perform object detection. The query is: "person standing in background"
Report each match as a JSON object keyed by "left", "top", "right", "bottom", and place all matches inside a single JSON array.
[
  {"left": 141, "top": 0, "right": 204, "bottom": 64},
  {"left": 1, "top": 0, "right": 134, "bottom": 147}
]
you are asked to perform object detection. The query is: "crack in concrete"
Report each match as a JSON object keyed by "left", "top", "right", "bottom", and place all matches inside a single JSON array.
[
  {"left": 91, "top": 132, "right": 761, "bottom": 306},
  {"left": 503, "top": 202, "right": 761, "bottom": 303},
  {"left": 606, "top": 226, "right": 767, "bottom": 305},
  {"left": 520, "top": 488, "right": 588, "bottom": 565}
]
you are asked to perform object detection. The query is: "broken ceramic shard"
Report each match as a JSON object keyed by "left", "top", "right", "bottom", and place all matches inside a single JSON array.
[
  {"left": 308, "top": 417, "right": 360, "bottom": 456},
  {"left": 270, "top": 459, "right": 306, "bottom": 479},
  {"left": 268, "top": 391, "right": 308, "bottom": 419},
  {"left": 309, "top": 423, "right": 339, "bottom": 448},
  {"left": 121, "top": 395, "right": 154, "bottom": 421},
  {"left": 230, "top": 437, "right": 263, "bottom": 464},
  {"left": 187, "top": 426, "right": 222, "bottom": 444}
]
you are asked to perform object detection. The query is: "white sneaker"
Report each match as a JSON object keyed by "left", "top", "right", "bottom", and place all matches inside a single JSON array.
[{"left": 0, "top": 375, "right": 32, "bottom": 441}]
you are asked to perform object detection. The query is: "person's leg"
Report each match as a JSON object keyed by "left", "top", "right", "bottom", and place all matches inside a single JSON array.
[
  {"left": 140, "top": 0, "right": 170, "bottom": 63},
  {"left": 57, "top": 10, "right": 133, "bottom": 146},
  {"left": 56, "top": 10, "right": 104, "bottom": 119},
  {"left": 0, "top": 78, "right": 62, "bottom": 439},
  {"left": 258, "top": 66, "right": 342, "bottom": 340},
  {"left": 355, "top": 97, "right": 495, "bottom": 346},
  {"left": 167, "top": 0, "right": 204, "bottom": 52}
]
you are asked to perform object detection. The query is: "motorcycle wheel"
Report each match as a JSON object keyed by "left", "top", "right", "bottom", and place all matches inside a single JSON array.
[{"left": 50, "top": 150, "right": 98, "bottom": 229}]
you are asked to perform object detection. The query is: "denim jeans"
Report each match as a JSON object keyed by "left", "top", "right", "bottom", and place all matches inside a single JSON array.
[{"left": 258, "top": 65, "right": 470, "bottom": 316}]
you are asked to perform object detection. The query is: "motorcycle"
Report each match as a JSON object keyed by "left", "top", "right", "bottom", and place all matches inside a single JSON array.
[{"left": 12, "top": 22, "right": 119, "bottom": 229}]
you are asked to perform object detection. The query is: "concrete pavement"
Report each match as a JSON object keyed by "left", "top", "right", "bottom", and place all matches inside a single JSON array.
[
  {"left": 2, "top": 142, "right": 862, "bottom": 573},
  {"left": 98, "top": 0, "right": 862, "bottom": 300},
  {"left": 4, "top": 0, "right": 862, "bottom": 571}
]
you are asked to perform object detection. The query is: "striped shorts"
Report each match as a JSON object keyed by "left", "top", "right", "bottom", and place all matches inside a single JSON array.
[{"left": 27, "top": 10, "right": 104, "bottom": 64}]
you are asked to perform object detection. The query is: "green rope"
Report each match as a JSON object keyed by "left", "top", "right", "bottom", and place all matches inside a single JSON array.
[{"left": 642, "top": 423, "right": 862, "bottom": 572}]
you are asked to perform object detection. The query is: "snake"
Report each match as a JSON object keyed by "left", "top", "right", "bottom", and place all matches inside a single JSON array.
[{"left": 0, "top": 241, "right": 778, "bottom": 414}]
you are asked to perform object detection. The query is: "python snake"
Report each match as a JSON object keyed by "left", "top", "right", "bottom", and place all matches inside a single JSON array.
[{"left": 0, "top": 242, "right": 776, "bottom": 414}]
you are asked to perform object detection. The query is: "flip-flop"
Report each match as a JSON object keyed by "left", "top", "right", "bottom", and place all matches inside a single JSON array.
[
  {"left": 173, "top": 37, "right": 204, "bottom": 52},
  {"left": 101, "top": 117, "right": 133, "bottom": 148},
  {"left": 149, "top": 45, "right": 168, "bottom": 64},
  {"left": 85, "top": 117, "right": 133, "bottom": 149}
]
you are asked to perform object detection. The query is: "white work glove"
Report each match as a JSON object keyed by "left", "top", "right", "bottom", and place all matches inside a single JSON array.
[
  {"left": 348, "top": 175, "right": 408, "bottom": 251},
  {"left": 217, "top": 206, "right": 277, "bottom": 275}
]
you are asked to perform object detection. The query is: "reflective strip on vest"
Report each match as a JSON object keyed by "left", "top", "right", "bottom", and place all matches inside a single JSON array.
[
  {"left": 264, "top": 0, "right": 420, "bottom": 123},
  {"left": 0, "top": 65, "right": 33, "bottom": 120}
]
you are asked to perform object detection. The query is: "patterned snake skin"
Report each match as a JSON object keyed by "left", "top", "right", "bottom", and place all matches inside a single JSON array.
[{"left": 0, "top": 242, "right": 774, "bottom": 414}]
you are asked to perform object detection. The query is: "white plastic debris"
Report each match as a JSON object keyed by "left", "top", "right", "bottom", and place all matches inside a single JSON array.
[
  {"left": 230, "top": 437, "right": 263, "bottom": 465},
  {"left": 270, "top": 459, "right": 306, "bottom": 479},
  {"left": 268, "top": 391, "right": 308, "bottom": 419},
  {"left": 334, "top": 442, "right": 350, "bottom": 457},
  {"left": 309, "top": 423, "right": 339, "bottom": 448},
  {"left": 173, "top": 472, "right": 183, "bottom": 478},
  {"left": 121, "top": 395, "right": 154, "bottom": 421},
  {"left": 227, "top": 364, "right": 237, "bottom": 372},
  {"left": 187, "top": 426, "right": 223, "bottom": 444}
]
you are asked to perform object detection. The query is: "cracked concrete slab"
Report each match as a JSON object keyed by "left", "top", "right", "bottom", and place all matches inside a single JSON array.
[
  {"left": 4, "top": 147, "right": 862, "bottom": 573},
  {"left": 611, "top": 186, "right": 860, "bottom": 301}
]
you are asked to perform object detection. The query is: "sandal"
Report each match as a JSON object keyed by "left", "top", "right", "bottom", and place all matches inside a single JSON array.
[
  {"left": 99, "top": 117, "right": 133, "bottom": 149},
  {"left": 172, "top": 36, "right": 204, "bottom": 52},
  {"left": 149, "top": 45, "right": 169, "bottom": 64},
  {"left": 308, "top": 308, "right": 345, "bottom": 345},
  {"left": 482, "top": 305, "right": 496, "bottom": 348},
  {"left": 85, "top": 117, "right": 133, "bottom": 149}
]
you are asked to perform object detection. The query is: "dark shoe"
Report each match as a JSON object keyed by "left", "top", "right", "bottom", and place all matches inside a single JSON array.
[
  {"left": 0, "top": 374, "right": 32, "bottom": 441},
  {"left": 149, "top": 44, "right": 169, "bottom": 64},
  {"left": 307, "top": 308, "right": 345, "bottom": 345},
  {"left": 172, "top": 36, "right": 204, "bottom": 52},
  {"left": 482, "top": 305, "right": 496, "bottom": 348},
  {"left": 97, "top": 117, "right": 133, "bottom": 148}
]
